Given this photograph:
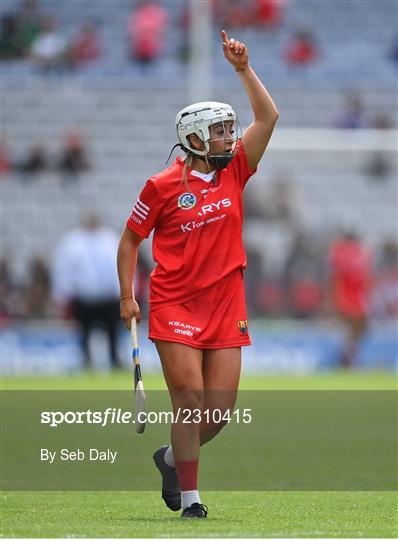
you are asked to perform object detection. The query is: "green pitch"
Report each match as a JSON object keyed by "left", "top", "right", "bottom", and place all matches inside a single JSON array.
[
  {"left": 3, "top": 369, "right": 396, "bottom": 390},
  {"left": 2, "top": 490, "right": 396, "bottom": 538},
  {"left": 2, "top": 370, "right": 397, "bottom": 538}
]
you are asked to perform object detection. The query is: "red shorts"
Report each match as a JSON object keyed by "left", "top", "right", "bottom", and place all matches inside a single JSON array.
[{"left": 148, "top": 268, "right": 251, "bottom": 349}]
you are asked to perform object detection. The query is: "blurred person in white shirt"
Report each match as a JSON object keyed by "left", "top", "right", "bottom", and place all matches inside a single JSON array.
[
  {"left": 30, "top": 16, "right": 68, "bottom": 71},
  {"left": 52, "top": 213, "right": 122, "bottom": 369}
]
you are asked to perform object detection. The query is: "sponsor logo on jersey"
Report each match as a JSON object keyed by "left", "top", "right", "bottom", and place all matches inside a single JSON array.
[
  {"left": 169, "top": 320, "right": 202, "bottom": 337},
  {"left": 237, "top": 320, "right": 248, "bottom": 335},
  {"left": 201, "top": 186, "right": 221, "bottom": 195},
  {"left": 198, "top": 198, "right": 231, "bottom": 216},
  {"left": 181, "top": 213, "right": 226, "bottom": 232},
  {"left": 132, "top": 198, "right": 149, "bottom": 222},
  {"left": 178, "top": 192, "right": 196, "bottom": 210}
]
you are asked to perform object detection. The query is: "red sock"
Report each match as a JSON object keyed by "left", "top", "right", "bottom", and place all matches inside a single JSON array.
[{"left": 174, "top": 459, "right": 199, "bottom": 491}]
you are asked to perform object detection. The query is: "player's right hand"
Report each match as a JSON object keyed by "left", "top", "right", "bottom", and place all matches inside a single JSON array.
[
  {"left": 120, "top": 298, "right": 141, "bottom": 328},
  {"left": 221, "top": 29, "right": 249, "bottom": 71}
]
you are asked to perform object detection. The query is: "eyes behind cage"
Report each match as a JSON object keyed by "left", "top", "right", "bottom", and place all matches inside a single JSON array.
[{"left": 210, "top": 123, "right": 236, "bottom": 140}]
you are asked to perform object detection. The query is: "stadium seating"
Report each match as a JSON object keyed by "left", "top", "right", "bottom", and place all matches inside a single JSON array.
[
  {"left": 2, "top": 0, "right": 397, "bottom": 282},
  {"left": 1, "top": 0, "right": 396, "bottom": 87},
  {"left": 3, "top": 82, "right": 396, "bottom": 279}
]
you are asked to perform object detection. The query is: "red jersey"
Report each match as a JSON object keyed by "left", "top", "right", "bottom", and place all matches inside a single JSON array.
[
  {"left": 329, "top": 239, "right": 372, "bottom": 317},
  {"left": 127, "top": 141, "right": 256, "bottom": 308}
]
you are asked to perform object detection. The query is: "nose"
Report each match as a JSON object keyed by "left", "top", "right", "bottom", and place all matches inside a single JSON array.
[{"left": 225, "top": 138, "right": 234, "bottom": 150}]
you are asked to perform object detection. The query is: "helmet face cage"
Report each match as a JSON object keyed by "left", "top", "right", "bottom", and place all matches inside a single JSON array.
[
  {"left": 176, "top": 102, "right": 241, "bottom": 159},
  {"left": 207, "top": 117, "right": 241, "bottom": 157}
]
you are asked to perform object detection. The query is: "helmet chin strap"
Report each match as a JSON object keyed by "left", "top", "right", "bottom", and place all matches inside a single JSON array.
[
  {"left": 208, "top": 153, "right": 234, "bottom": 170},
  {"left": 165, "top": 141, "right": 234, "bottom": 171},
  {"left": 165, "top": 143, "right": 185, "bottom": 164},
  {"left": 196, "top": 151, "right": 234, "bottom": 170}
]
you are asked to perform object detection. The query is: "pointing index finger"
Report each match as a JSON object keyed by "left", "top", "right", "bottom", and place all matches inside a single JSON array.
[{"left": 221, "top": 29, "right": 229, "bottom": 46}]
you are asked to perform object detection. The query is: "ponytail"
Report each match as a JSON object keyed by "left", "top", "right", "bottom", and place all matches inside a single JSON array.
[{"left": 181, "top": 153, "right": 193, "bottom": 192}]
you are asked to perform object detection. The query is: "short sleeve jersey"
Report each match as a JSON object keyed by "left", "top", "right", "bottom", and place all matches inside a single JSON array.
[{"left": 127, "top": 141, "right": 257, "bottom": 308}]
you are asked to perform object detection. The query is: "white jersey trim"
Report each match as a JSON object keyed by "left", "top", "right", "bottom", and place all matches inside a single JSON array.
[
  {"left": 133, "top": 207, "right": 147, "bottom": 220},
  {"left": 137, "top": 199, "right": 149, "bottom": 211}
]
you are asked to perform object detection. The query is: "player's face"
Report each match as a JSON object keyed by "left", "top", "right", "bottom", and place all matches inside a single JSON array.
[{"left": 208, "top": 121, "right": 236, "bottom": 154}]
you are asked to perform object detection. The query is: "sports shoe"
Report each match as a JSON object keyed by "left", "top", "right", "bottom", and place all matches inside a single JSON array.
[
  {"left": 181, "top": 502, "right": 208, "bottom": 519},
  {"left": 153, "top": 446, "right": 181, "bottom": 511}
]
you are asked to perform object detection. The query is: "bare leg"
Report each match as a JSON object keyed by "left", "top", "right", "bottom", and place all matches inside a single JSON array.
[
  {"left": 200, "top": 347, "right": 241, "bottom": 445},
  {"left": 154, "top": 340, "right": 204, "bottom": 461},
  {"left": 341, "top": 316, "right": 367, "bottom": 368}
]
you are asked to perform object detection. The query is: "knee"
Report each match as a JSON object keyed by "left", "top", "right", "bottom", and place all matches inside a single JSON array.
[{"left": 172, "top": 388, "right": 204, "bottom": 414}]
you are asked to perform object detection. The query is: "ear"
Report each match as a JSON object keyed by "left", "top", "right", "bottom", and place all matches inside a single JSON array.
[{"left": 188, "top": 133, "right": 205, "bottom": 151}]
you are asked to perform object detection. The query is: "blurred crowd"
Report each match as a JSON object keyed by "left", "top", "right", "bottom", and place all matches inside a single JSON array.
[
  {"left": 0, "top": 0, "right": 305, "bottom": 70},
  {"left": 1, "top": 0, "right": 396, "bottom": 72},
  {"left": 243, "top": 228, "right": 397, "bottom": 324},
  {"left": 0, "top": 89, "right": 394, "bottom": 188},
  {"left": 0, "top": 130, "right": 90, "bottom": 181},
  {"left": 0, "top": 213, "right": 150, "bottom": 368},
  {"left": 0, "top": 0, "right": 101, "bottom": 70},
  {"left": 1, "top": 216, "right": 396, "bottom": 324}
]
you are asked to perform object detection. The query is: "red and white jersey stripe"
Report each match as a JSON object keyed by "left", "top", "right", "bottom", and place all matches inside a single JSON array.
[{"left": 132, "top": 198, "right": 149, "bottom": 221}]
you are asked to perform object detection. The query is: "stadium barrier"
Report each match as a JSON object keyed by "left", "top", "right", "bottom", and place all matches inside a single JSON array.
[{"left": 1, "top": 320, "right": 396, "bottom": 375}]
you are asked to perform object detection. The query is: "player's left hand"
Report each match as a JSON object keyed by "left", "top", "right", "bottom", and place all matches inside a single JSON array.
[{"left": 221, "top": 29, "right": 249, "bottom": 71}]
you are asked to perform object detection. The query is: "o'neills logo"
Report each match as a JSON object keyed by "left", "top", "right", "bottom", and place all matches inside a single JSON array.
[
  {"left": 178, "top": 192, "right": 196, "bottom": 210},
  {"left": 169, "top": 320, "right": 202, "bottom": 338}
]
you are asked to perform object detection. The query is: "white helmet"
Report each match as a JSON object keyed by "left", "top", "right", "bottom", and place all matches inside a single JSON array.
[{"left": 175, "top": 101, "right": 238, "bottom": 157}]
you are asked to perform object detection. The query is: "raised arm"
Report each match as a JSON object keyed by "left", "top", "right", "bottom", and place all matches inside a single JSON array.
[{"left": 221, "top": 29, "right": 279, "bottom": 169}]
